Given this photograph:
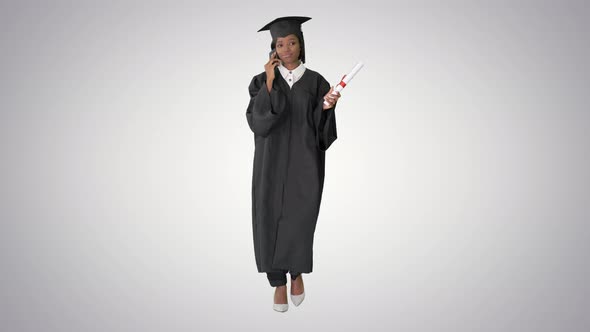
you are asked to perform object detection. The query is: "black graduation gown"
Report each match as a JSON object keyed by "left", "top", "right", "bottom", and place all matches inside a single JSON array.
[{"left": 246, "top": 66, "right": 337, "bottom": 273}]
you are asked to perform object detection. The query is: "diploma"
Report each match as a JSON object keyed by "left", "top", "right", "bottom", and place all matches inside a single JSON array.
[{"left": 324, "top": 61, "right": 364, "bottom": 106}]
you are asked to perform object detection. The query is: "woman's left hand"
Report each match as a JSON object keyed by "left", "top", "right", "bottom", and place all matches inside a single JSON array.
[{"left": 323, "top": 87, "right": 341, "bottom": 110}]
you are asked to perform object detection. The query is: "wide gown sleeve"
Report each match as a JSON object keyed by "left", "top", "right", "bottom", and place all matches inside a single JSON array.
[
  {"left": 314, "top": 76, "right": 338, "bottom": 151},
  {"left": 245, "top": 74, "right": 288, "bottom": 137}
]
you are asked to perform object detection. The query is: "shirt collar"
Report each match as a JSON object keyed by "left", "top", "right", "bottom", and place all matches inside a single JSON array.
[{"left": 278, "top": 60, "right": 306, "bottom": 81}]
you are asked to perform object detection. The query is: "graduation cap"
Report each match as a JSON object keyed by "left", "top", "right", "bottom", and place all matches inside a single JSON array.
[{"left": 258, "top": 16, "right": 311, "bottom": 63}]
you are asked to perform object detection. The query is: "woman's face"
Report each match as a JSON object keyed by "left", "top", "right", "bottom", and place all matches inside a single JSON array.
[{"left": 275, "top": 34, "right": 301, "bottom": 64}]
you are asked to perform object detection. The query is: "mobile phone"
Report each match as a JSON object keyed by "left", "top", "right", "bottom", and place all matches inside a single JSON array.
[{"left": 269, "top": 48, "right": 280, "bottom": 60}]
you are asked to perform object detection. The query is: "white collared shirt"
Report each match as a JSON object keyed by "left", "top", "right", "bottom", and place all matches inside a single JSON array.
[{"left": 278, "top": 60, "right": 306, "bottom": 89}]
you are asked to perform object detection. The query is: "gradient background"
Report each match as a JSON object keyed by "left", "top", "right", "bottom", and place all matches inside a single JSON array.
[{"left": 1, "top": 1, "right": 589, "bottom": 331}]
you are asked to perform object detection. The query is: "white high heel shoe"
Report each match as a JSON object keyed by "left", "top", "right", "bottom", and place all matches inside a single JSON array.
[
  {"left": 290, "top": 291, "right": 305, "bottom": 306},
  {"left": 273, "top": 302, "right": 288, "bottom": 312},
  {"left": 273, "top": 288, "right": 288, "bottom": 312},
  {"left": 290, "top": 275, "right": 305, "bottom": 306}
]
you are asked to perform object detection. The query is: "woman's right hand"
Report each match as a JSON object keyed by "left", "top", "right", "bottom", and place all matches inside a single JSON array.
[{"left": 265, "top": 51, "right": 281, "bottom": 89}]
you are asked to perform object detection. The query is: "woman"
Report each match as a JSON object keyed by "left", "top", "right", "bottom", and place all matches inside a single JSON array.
[{"left": 246, "top": 16, "right": 340, "bottom": 312}]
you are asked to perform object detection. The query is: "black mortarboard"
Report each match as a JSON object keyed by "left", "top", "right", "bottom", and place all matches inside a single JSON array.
[{"left": 258, "top": 16, "right": 311, "bottom": 63}]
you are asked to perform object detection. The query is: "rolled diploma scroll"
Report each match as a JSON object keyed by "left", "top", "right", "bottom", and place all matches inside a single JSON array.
[{"left": 323, "top": 61, "right": 364, "bottom": 106}]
